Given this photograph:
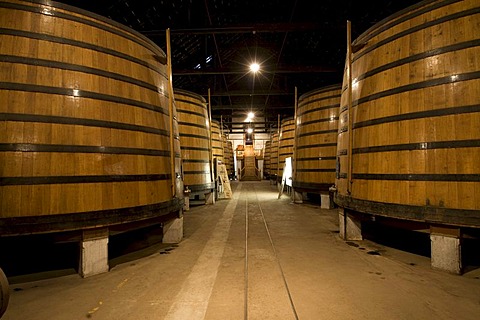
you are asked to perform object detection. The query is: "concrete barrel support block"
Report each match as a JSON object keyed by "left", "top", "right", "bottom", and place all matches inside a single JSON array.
[
  {"left": 321, "top": 193, "right": 334, "bottom": 209},
  {"left": 292, "top": 189, "right": 304, "bottom": 204},
  {"left": 183, "top": 196, "right": 190, "bottom": 211},
  {"left": 430, "top": 225, "right": 462, "bottom": 274},
  {"left": 205, "top": 192, "right": 215, "bottom": 205},
  {"left": 163, "top": 215, "right": 184, "bottom": 243},
  {"left": 339, "top": 208, "right": 363, "bottom": 241},
  {"left": 183, "top": 189, "right": 191, "bottom": 211},
  {"left": 339, "top": 209, "right": 346, "bottom": 239},
  {"left": 79, "top": 228, "right": 109, "bottom": 278}
]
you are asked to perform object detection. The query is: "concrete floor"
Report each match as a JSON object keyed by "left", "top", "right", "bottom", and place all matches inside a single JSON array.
[{"left": 3, "top": 181, "right": 480, "bottom": 320}]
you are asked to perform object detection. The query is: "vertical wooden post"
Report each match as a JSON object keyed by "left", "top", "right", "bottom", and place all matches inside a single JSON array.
[
  {"left": 346, "top": 20, "right": 354, "bottom": 195},
  {"left": 293, "top": 86, "right": 298, "bottom": 183},
  {"left": 277, "top": 114, "right": 280, "bottom": 178},
  {"left": 220, "top": 115, "right": 225, "bottom": 160},
  {"left": 166, "top": 28, "right": 176, "bottom": 197},
  {"left": 208, "top": 88, "right": 214, "bottom": 183}
]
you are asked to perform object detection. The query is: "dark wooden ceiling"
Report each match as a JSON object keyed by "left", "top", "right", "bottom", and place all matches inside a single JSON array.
[{"left": 57, "top": 0, "right": 424, "bottom": 133}]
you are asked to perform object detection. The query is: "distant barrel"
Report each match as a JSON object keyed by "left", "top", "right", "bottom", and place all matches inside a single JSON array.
[
  {"left": 0, "top": 0, "right": 182, "bottom": 235},
  {"left": 211, "top": 120, "right": 224, "bottom": 165},
  {"left": 335, "top": 0, "right": 480, "bottom": 227},
  {"left": 221, "top": 136, "right": 232, "bottom": 175},
  {"left": 227, "top": 140, "right": 234, "bottom": 176},
  {"left": 269, "top": 133, "right": 280, "bottom": 179},
  {"left": 175, "top": 89, "right": 214, "bottom": 193},
  {"left": 264, "top": 140, "right": 272, "bottom": 176},
  {"left": 294, "top": 84, "right": 341, "bottom": 191},
  {"left": 222, "top": 135, "right": 231, "bottom": 174},
  {"left": 278, "top": 118, "right": 295, "bottom": 181}
]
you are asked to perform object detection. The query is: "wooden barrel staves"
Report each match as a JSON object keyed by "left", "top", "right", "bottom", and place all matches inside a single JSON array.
[
  {"left": 227, "top": 140, "right": 234, "bottom": 177},
  {"left": 264, "top": 140, "right": 272, "bottom": 177},
  {"left": 294, "top": 84, "right": 341, "bottom": 192},
  {"left": 335, "top": 0, "right": 480, "bottom": 227},
  {"left": 221, "top": 134, "right": 233, "bottom": 175},
  {"left": 211, "top": 120, "right": 224, "bottom": 165},
  {"left": 278, "top": 118, "right": 295, "bottom": 182},
  {"left": 269, "top": 132, "right": 280, "bottom": 179},
  {"left": 175, "top": 89, "right": 214, "bottom": 193},
  {"left": 221, "top": 136, "right": 228, "bottom": 168},
  {"left": 0, "top": 0, "right": 183, "bottom": 235}
]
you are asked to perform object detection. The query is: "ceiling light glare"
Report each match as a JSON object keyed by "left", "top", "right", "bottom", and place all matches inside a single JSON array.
[{"left": 250, "top": 63, "right": 260, "bottom": 73}]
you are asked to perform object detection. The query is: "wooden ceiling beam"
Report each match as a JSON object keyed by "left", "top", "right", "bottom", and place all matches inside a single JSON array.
[
  {"left": 173, "top": 65, "right": 336, "bottom": 75},
  {"left": 143, "top": 22, "right": 335, "bottom": 36}
]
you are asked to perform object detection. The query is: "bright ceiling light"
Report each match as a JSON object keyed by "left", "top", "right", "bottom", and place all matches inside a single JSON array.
[
  {"left": 247, "top": 128, "right": 253, "bottom": 133},
  {"left": 250, "top": 63, "right": 260, "bottom": 73},
  {"left": 245, "top": 112, "right": 255, "bottom": 122}
]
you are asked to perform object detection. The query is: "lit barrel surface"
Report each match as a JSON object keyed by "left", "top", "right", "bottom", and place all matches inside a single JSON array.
[
  {"left": 264, "top": 140, "right": 271, "bottom": 176},
  {"left": 211, "top": 120, "right": 224, "bottom": 165},
  {"left": 269, "top": 133, "right": 279, "bottom": 178},
  {"left": 335, "top": 0, "right": 480, "bottom": 227},
  {"left": 294, "top": 84, "right": 341, "bottom": 191},
  {"left": 221, "top": 136, "right": 228, "bottom": 171},
  {"left": 226, "top": 140, "right": 234, "bottom": 176},
  {"left": 0, "top": 0, "right": 182, "bottom": 235},
  {"left": 278, "top": 118, "right": 295, "bottom": 180},
  {"left": 175, "top": 89, "right": 214, "bottom": 192}
]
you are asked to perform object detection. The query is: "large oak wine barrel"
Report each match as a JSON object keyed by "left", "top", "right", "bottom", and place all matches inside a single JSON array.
[
  {"left": 0, "top": 0, "right": 183, "bottom": 235},
  {"left": 269, "top": 132, "right": 280, "bottom": 179},
  {"left": 264, "top": 140, "right": 272, "bottom": 177},
  {"left": 226, "top": 140, "right": 234, "bottom": 176},
  {"left": 335, "top": 0, "right": 480, "bottom": 227},
  {"left": 294, "top": 84, "right": 341, "bottom": 191},
  {"left": 221, "top": 136, "right": 231, "bottom": 175},
  {"left": 278, "top": 118, "right": 295, "bottom": 181},
  {"left": 175, "top": 89, "right": 214, "bottom": 193},
  {"left": 220, "top": 136, "right": 234, "bottom": 177},
  {"left": 211, "top": 120, "right": 224, "bottom": 165}
]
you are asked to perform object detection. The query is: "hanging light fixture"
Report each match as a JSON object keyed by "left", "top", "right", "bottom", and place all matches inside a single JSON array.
[{"left": 249, "top": 62, "right": 260, "bottom": 73}]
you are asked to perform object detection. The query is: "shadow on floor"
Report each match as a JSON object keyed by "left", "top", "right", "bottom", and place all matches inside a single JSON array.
[
  {"left": 109, "top": 224, "right": 178, "bottom": 270},
  {"left": 362, "top": 222, "right": 431, "bottom": 258},
  {"left": 0, "top": 234, "right": 79, "bottom": 284},
  {"left": 362, "top": 222, "right": 480, "bottom": 274},
  {"left": 1, "top": 225, "right": 173, "bottom": 284}
]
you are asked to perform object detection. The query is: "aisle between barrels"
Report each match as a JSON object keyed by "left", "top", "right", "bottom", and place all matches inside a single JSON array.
[{"left": 3, "top": 181, "right": 480, "bottom": 320}]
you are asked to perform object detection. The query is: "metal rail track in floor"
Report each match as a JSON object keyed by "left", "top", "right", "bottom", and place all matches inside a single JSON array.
[{"left": 243, "top": 184, "right": 299, "bottom": 320}]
